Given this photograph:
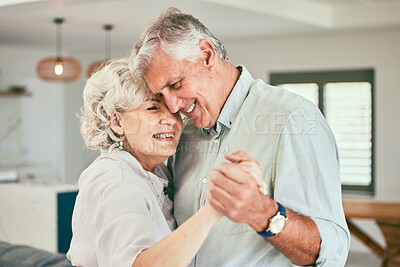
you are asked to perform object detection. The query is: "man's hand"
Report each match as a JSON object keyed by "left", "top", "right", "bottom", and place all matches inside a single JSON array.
[
  {"left": 207, "top": 151, "right": 321, "bottom": 266},
  {"left": 207, "top": 151, "right": 278, "bottom": 232}
]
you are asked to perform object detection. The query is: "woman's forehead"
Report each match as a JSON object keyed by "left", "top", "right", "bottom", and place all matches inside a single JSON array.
[{"left": 143, "top": 97, "right": 161, "bottom": 103}]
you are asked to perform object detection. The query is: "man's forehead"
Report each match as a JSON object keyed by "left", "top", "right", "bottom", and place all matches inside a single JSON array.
[{"left": 145, "top": 51, "right": 183, "bottom": 90}]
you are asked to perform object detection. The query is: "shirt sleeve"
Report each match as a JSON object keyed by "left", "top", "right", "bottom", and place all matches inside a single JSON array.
[
  {"left": 272, "top": 108, "right": 350, "bottom": 267},
  {"left": 93, "top": 181, "right": 162, "bottom": 267}
]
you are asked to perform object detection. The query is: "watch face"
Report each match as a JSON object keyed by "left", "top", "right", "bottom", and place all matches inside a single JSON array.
[{"left": 270, "top": 215, "right": 286, "bottom": 234}]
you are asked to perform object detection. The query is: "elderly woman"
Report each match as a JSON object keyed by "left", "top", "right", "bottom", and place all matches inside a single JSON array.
[{"left": 67, "top": 58, "right": 222, "bottom": 267}]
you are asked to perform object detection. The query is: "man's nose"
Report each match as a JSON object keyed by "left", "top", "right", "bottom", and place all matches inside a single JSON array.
[{"left": 162, "top": 91, "right": 182, "bottom": 114}]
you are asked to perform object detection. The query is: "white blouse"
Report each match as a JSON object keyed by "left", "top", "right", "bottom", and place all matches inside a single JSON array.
[{"left": 67, "top": 150, "right": 176, "bottom": 267}]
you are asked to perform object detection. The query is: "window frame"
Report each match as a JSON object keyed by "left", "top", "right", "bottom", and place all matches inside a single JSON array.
[{"left": 270, "top": 69, "right": 375, "bottom": 195}]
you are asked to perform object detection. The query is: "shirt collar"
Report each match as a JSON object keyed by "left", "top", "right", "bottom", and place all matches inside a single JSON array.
[{"left": 202, "top": 65, "right": 253, "bottom": 135}]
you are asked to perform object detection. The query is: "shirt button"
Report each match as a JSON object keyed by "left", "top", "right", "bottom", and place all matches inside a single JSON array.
[{"left": 202, "top": 178, "right": 208, "bottom": 184}]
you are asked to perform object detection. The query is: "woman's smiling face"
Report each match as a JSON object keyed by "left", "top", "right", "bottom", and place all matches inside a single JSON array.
[{"left": 118, "top": 96, "right": 183, "bottom": 171}]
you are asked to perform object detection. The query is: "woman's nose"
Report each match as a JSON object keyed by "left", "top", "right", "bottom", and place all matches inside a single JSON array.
[{"left": 160, "top": 108, "right": 178, "bottom": 125}]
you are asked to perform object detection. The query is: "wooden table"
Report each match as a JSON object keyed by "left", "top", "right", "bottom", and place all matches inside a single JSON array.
[{"left": 343, "top": 200, "right": 400, "bottom": 267}]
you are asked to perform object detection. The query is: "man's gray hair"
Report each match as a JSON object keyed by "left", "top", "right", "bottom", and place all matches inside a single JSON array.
[{"left": 130, "top": 7, "right": 228, "bottom": 79}]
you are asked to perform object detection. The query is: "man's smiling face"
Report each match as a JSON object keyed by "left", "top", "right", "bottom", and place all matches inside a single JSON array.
[{"left": 143, "top": 46, "right": 225, "bottom": 129}]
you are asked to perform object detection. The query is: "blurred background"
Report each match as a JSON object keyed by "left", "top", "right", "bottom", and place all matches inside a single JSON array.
[{"left": 0, "top": 0, "right": 399, "bottom": 266}]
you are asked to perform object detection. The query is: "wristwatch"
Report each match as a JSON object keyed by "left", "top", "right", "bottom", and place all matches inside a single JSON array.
[{"left": 257, "top": 202, "right": 287, "bottom": 238}]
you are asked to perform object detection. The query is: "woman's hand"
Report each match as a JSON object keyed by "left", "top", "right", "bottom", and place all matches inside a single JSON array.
[
  {"left": 207, "top": 151, "right": 274, "bottom": 230},
  {"left": 224, "top": 152, "right": 266, "bottom": 194}
]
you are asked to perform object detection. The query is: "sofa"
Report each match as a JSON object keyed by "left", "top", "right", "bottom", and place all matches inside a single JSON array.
[{"left": 0, "top": 241, "right": 72, "bottom": 267}]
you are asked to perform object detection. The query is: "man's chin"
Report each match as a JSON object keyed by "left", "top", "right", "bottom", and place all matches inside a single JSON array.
[{"left": 191, "top": 118, "right": 206, "bottom": 129}]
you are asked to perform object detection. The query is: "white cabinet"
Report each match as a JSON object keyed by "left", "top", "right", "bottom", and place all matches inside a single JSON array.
[{"left": 0, "top": 182, "right": 78, "bottom": 253}]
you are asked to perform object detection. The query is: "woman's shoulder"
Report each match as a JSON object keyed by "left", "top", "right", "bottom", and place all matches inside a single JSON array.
[
  {"left": 80, "top": 152, "right": 121, "bottom": 182},
  {"left": 78, "top": 150, "right": 149, "bottom": 192},
  {"left": 75, "top": 152, "right": 156, "bottom": 216}
]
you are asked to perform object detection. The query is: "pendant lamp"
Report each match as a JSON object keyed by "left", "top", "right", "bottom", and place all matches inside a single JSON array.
[
  {"left": 87, "top": 24, "right": 113, "bottom": 78},
  {"left": 36, "top": 18, "right": 82, "bottom": 82}
]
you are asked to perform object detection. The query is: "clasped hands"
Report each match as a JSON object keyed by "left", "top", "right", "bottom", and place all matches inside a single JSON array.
[{"left": 207, "top": 151, "right": 279, "bottom": 232}]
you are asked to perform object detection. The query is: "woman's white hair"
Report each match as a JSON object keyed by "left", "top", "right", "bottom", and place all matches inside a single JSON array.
[
  {"left": 80, "top": 57, "right": 154, "bottom": 151},
  {"left": 130, "top": 7, "right": 228, "bottom": 80}
]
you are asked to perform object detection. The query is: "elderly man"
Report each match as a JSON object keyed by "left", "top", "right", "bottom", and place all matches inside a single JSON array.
[{"left": 130, "top": 7, "right": 349, "bottom": 267}]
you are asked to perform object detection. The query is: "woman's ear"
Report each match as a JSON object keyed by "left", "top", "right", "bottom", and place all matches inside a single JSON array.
[
  {"left": 198, "top": 39, "right": 216, "bottom": 70},
  {"left": 109, "top": 112, "right": 124, "bottom": 136}
]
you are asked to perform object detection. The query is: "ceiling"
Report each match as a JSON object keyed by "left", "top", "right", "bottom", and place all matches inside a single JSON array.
[{"left": 0, "top": 0, "right": 399, "bottom": 54}]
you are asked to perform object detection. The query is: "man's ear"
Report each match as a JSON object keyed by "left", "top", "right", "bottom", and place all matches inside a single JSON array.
[
  {"left": 109, "top": 112, "right": 124, "bottom": 136},
  {"left": 198, "top": 39, "right": 216, "bottom": 70}
]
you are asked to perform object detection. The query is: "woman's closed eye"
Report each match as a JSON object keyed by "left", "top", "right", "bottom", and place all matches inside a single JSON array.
[{"left": 147, "top": 106, "right": 159, "bottom": 111}]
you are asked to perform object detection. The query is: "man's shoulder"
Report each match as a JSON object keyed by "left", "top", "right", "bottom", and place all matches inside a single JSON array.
[{"left": 248, "top": 79, "right": 317, "bottom": 115}]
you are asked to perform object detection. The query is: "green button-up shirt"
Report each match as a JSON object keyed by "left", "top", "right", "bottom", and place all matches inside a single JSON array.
[{"left": 170, "top": 66, "right": 350, "bottom": 266}]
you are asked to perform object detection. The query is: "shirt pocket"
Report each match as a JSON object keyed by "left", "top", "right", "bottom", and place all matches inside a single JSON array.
[{"left": 214, "top": 216, "right": 253, "bottom": 235}]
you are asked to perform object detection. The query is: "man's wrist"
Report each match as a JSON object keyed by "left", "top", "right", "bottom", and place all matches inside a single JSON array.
[
  {"left": 250, "top": 197, "right": 279, "bottom": 232},
  {"left": 256, "top": 202, "right": 287, "bottom": 237}
]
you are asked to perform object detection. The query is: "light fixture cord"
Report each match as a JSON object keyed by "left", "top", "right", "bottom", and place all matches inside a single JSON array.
[
  {"left": 105, "top": 29, "right": 110, "bottom": 60},
  {"left": 57, "top": 22, "right": 62, "bottom": 59},
  {"left": 54, "top": 18, "right": 64, "bottom": 60},
  {"left": 104, "top": 25, "right": 113, "bottom": 61}
]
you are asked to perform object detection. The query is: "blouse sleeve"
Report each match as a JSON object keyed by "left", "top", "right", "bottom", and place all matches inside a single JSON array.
[{"left": 94, "top": 181, "right": 162, "bottom": 267}]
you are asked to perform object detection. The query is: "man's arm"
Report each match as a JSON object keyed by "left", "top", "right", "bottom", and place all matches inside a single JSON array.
[
  {"left": 207, "top": 153, "right": 320, "bottom": 265},
  {"left": 208, "top": 108, "right": 350, "bottom": 266}
]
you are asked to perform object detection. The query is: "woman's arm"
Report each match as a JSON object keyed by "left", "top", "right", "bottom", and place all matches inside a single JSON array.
[{"left": 133, "top": 203, "right": 222, "bottom": 267}]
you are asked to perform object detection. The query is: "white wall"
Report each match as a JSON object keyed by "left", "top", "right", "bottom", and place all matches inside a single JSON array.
[
  {"left": 0, "top": 45, "right": 103, "bottom": 183},
  {"left": 224, "top": 28, "right": 400, "bottom": 254},
  {"left": 0, "top": 45, "right": 65, "bottom": 181},
  {"left": 0, "top": 44, "right": 132, "bottom": 184}
]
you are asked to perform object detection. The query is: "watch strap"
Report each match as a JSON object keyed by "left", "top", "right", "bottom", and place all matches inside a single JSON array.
[
  {"left": 257, "top": 202, "right": 286, "bottom": 238},
  {"left": 277, "top": 202, "right": 286, "bottom": 218}
]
